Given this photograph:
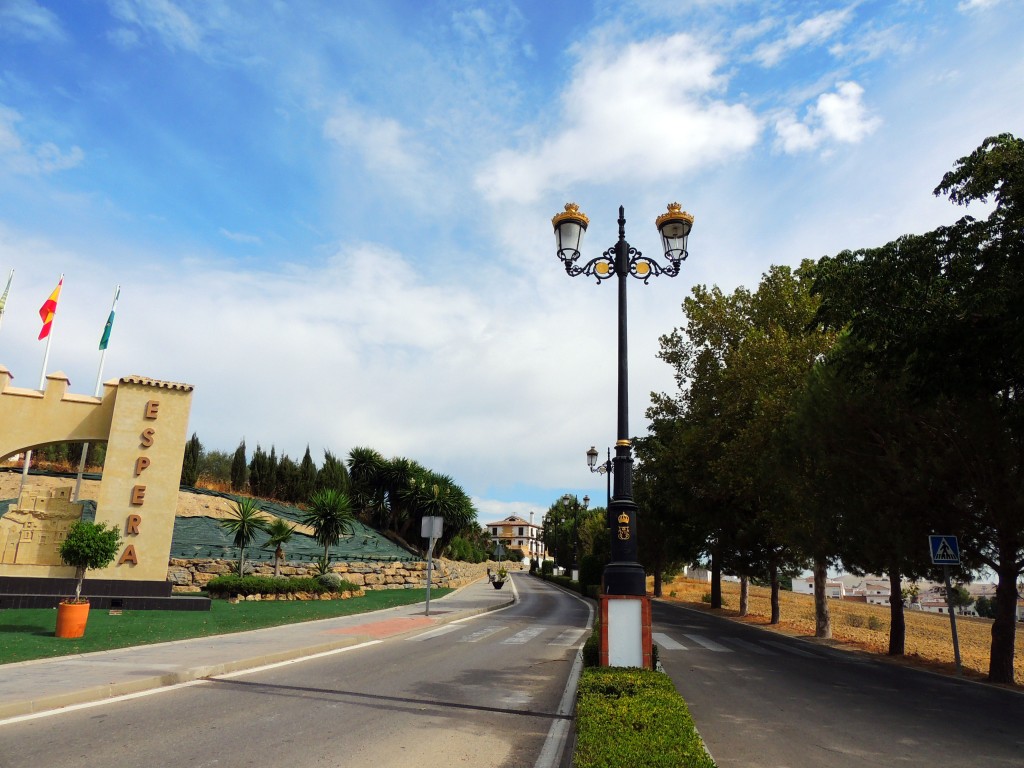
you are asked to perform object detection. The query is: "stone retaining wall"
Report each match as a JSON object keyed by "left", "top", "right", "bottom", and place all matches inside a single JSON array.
[{"left": 167, "top": 558, "right": 519, "bottom": 593}]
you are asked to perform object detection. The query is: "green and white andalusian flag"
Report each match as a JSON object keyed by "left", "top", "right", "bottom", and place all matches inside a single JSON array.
[{"left": 99, "top": 285, "right": 120, "bottom": 350}]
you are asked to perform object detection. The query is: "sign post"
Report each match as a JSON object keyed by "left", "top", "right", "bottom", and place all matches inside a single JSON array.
[
  {"left": 929, "top": 535, "right": 962, "bottom": 676},
  {"left": 422, "top": 516, "right": 443, "bottom": 616}
]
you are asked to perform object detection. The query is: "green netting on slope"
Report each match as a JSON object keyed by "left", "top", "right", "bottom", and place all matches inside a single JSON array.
[{"left": 173, "top": 486, "right": 418, "bottom": 563}]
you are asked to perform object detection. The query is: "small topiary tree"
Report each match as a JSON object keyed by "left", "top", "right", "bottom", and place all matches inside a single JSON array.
[{"left": 59, "top": 521, "right": 122, "bottom": 603}]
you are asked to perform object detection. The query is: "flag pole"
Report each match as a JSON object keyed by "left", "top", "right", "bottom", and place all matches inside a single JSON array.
[
  {"left": 74, "top": 285, "right": 119, "bottom": 501},
  {"left": 21, "top": 273, "right": 64, "bottom": 498},
  {"left": 0, "top": 268, "right": 12, "bottom": 334}
]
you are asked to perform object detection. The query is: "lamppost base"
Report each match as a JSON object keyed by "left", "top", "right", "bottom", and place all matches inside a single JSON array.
[
  {"left": 603, "top": 561, "right": 646, "bottom": 596},
  {"left": 599, "top": 594, "right": 653, "bottom": 668}
]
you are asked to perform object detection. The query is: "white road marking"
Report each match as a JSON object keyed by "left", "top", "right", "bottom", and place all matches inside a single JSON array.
[
  {"left": 727, "top": 638, "right": 777, "bottom": 655},
  {"left": 652, "top": 632, "right": 688, "bottom": 651},
  {"left": 549, "top": 628, "right": 588, "bottom": 647},
  {"left": 502, "top": 627, "right": 547, "bottom": 644},
  {"left": 683, "top": 633, "right": 732, "bottom": 652},
  {"left": 458, "top": 625, "right": 508, "bottom": 643},
  {"left": 762, "top": 640, "right": 819, "bottom": 658},
  {"left": 406, "top": 625, "right": 460, "bottom": 641}
]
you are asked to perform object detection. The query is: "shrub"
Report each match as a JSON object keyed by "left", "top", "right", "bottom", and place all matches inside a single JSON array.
[
  {"left": 867, "top": 615, "right": 884, "bottom": 631},
  {"left": 541, "top": 560, "right": 554, "bottom": 576},
  {"left": 582, "top": 623, "right": 601, "bottom": 668},
  {"left": 579, "top": 554, "right": 604, "bottom": 589},
  {"left": 316, "top": 572, "right": 346, "bottom": 591},
  {"left": 205, "top": 575, "right": 358, "bottom": 597},
  {"left": 575, "top": 668, "right": 715, "bottom": 768},
  {"left": 846, "top": 614, "right": 865, "bottom": 628}
]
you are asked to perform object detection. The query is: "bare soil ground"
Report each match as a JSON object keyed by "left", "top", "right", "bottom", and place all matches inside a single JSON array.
[
  {"left": 655, "top": 576, "right": 1024, "bottom": 688},
  {"left": 0, "top": 471, "right": 314, "bottom": 533}
]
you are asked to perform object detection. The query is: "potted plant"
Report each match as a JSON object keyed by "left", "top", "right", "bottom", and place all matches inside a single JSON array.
[
  {"left": 492, "top": 566, "right": 508, "bottom": 589},
  {"left": 56, "top": 520, "right": 122, "bottom": 638}
]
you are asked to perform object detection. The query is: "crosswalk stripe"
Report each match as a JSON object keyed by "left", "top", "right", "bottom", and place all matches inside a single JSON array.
[
  {"left": 683, "top": 633, "right": 732, "bottom": 652},
  {"left": 503, "top": 627, "right": 547, "bottom": 644},
  {"left": 407, "top": 626, "right": 460, "bottom": 642},
  {"left": 459, "top": 625, "right": 507, "bottom": 643},
  {"left": 550, "top": 628, "right": 588, "bottom": 647},
  {"left": 652, "top": 632, "right": 688, "bottom": 651},
  {"left": 727, "top": 638, "right": 777, "bottom": 655},
  {"left": 762, "top": 640, "right": 819, "bottom": 658}
]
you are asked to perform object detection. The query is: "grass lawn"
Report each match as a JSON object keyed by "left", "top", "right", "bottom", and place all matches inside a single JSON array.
[{"left": 0, "top": 589, "right": 450, "bottom": 665}]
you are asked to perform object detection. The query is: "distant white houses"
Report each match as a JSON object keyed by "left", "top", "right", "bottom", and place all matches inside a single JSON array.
[{"left": 483, "top": 513, "right": 546, "bottom": 563}]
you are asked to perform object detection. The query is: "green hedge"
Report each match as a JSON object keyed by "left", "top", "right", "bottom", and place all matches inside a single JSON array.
[
  {"left": 205, "top": 575, "right": 360, "bottom": 597},
  {"left": 575, "top": 668, "right": 716, "bottom": 768}
]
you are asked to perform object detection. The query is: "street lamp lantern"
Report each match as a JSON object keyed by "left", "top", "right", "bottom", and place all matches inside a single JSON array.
[
  {"left": 552, "top": 200, "right": 694, "bottom": 667},
  {"left": 655, "top": 202, "right": 695, "bottom": 263},
  {"left": 552, "top": 203, "right": 590, "bottom": 260}
]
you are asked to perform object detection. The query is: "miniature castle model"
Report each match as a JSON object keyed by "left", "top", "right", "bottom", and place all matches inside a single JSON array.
[{"left": 0, "top": 486, "right": 83, "bottom": 566}]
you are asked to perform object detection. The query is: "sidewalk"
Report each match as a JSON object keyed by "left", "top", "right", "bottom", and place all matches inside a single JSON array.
[{"left": 0, "top": 577, "right": 515, "bottom": 720}]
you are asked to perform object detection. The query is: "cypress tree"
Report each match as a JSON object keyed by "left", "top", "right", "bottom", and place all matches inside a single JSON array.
[
  {"left": 231, "top": 439, "right": 247, "bottom": 491},
  {"left": 180, "top": 433, "right": 202, "bottom": 486}
]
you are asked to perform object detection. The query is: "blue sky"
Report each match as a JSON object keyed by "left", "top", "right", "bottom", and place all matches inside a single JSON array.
[{"left": 0, "top": 0, "right": 1021, "bottom": 525}]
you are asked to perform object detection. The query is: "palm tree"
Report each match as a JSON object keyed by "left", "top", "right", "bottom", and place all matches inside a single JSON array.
[
  {"left": 219, "top": 497, "right": 269, "bottom": 576},
  {"left": 301, "top": 488, "right": 355, "bottom": 566},
  {"left": 263, "top": 517, "right": 297, "bottom": 578}
]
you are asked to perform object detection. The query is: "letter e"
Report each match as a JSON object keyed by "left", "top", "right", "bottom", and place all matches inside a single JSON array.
[
  {"left": 144, "top": 400, "right": 160, "bottom": 419},
  {"left": 131, "top": 485, "right": 146, "bottom": 505}
]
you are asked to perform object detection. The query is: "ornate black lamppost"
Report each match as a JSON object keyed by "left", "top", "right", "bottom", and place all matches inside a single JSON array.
[{"left": 552, "top": 202, "right": 694, "bottom": 598}]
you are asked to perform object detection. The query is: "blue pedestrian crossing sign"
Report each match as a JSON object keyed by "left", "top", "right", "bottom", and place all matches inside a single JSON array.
[{"left": 929, "top": 535, "right": 960, "bottom": 565}]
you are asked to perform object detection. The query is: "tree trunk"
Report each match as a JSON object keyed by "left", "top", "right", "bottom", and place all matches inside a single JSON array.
[
  {"left": 813, "top": 557, "right": 831, "bottom": 639},
  {"left": 988, "top": 558, "right": 1019, "bottom": 684},
  {"left": 770, "top": 565, "right": 780, "bottom": 624},
  {"left": 739, "top": 576, "right": 749, "bottom": 617},
  {"left": 274, "top": 546, "right": 283, "bottom": 579},
  {"left": 74, "top": 566, "right": 85, "bottom": 601},
  {"left": 653, "top": 569, "right": 663, "bottom": 598},
  {"left": 888, "top": 567, "right": 905, "bottom": 656},
  {"left": 711, "top": 547, "right": 722, "bottom": 609}
]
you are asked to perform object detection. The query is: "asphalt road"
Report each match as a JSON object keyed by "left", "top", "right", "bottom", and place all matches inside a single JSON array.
[
  {"left": 653, "top": 599, "right": 1024, "bottom": 768},
  {"left": 0, "top": 577, "right": 592, "bottom": 768}
]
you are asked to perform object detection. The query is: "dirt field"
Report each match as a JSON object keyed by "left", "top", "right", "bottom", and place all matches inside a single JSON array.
[
  {"left": 655, "top": 576, "right": 1024, "bottom": 687},
  {"left": 0, "top": 471, "right": 313, "bottom": 533}
]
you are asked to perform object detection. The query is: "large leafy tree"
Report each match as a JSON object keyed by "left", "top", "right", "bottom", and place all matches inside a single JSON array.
[{"left": 812, "top": 134, "right": 1024, "bottom": 683}]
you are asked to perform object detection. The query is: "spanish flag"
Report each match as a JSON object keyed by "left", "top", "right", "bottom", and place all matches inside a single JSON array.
[{"left": 38, "top": 276, "right": 62, "bottom": 340}]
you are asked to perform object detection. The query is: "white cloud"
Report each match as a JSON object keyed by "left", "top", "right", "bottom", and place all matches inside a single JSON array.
[
  {"left": 219, "top": 228, "right": 262, "bottom": 245},
  {"left": 107, "top": 0, "right": 203, "bottom": 53},
  {"left": 0, "top": 0, "right": 64, "bottom": 42},
  {"left": 0, "top": 104, "right": 84, "bottom": 175},
  {"left": 476, "top": 33, "right": 761, "bottom": 204},
  {"left": 752, "top": 7, "right": 855, "bottom": 67},
  {"left": 957, "top": 0, "right": 1003, "bottom": 10},
  {"left": 773, "top": 81, "right": 880, "bottom": 153}
]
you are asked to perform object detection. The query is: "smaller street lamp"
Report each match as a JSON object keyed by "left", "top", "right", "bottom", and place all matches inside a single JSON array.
[
  {"left": 587, "top": 445, "right": 613, "bottom": 512},
  {"left": 561, "top": 493, "right": 589, "bottom": 583}
]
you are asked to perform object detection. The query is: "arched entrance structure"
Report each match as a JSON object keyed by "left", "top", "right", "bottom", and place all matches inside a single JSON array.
[{"left": 0, "top": 364, "right": 193, "bottom": 590}]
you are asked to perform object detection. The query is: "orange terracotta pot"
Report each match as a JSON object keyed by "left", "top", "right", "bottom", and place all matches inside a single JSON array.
[{"left": 55, "top": 600, "right": 90, "bottom": 638}]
